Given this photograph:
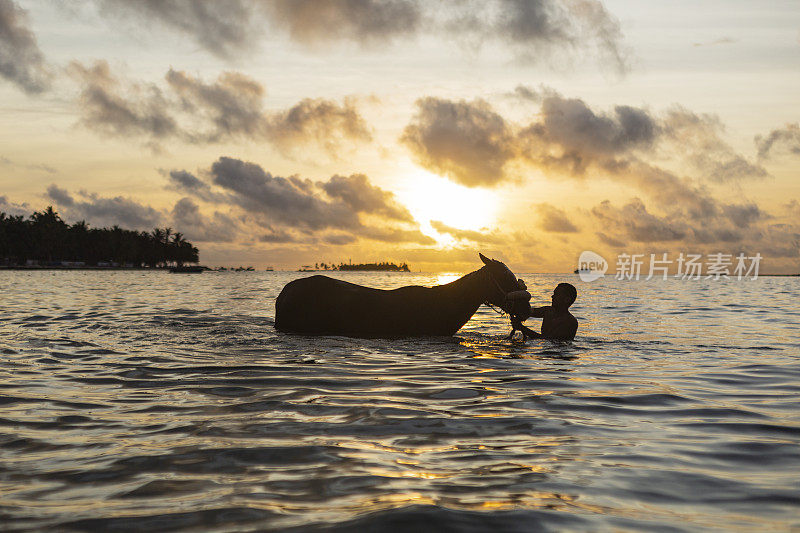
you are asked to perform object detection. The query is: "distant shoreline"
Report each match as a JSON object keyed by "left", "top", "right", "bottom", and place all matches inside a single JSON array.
[
  {"left": 1, "top": 266, "right": 797, "bottom": 276},
  {"left": 1, "top": 266, "right": 163, "bottom": 271}
]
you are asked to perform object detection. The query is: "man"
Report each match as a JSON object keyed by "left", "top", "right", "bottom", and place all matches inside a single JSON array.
[{"left": 510, "top": 282, "right": 578, "bottom": 341}]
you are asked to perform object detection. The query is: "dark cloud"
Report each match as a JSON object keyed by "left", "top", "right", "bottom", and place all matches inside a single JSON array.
[
  {"left": 68, "top": 61, "right": 178, "bottom": 140},
  {"left": 70, "top": 63, "right": 370, "bottom": 157},
  {"left": 596, "top": 231, "right": 625, "bottom": 248},
  {"left": 168, "top": 169, "right": 207, "bottom": 192},
  {"left": 0, "top": 195, "right": 30, "bottom": 217},
  {"left": 538, "top": 97, "right": 658, "bottom": 158},
  {"left": 536, "top": 203, "right": 579, "bottom": 233},
  {"left": 591, "top": 199, "right": 687, "bottom": 242},
  {"left": 166, "top": 169, "right": 228, "bottom": 203},
  {"left": 165, "top": 69, "right": 266, "bottom": 142},
  {"left": 401, "top": 97, "right": 515, "bottom": 187},
  {"left": 722, "top": 203, "right": 764, "bottom": 229},
  {"left": 785, "top": 200, "right": 800, "bottom": 218},
  {"left": 759, "top": 225, "right": 800, "bottom": 258},
  {"left": 266, "top": 0, "right": 421, "bottom": 46},
  {"left": 265, "top": 98, "right": 373, "bottom": 158},
  {"left": 0, "top": 0, "right": 51, "bottom": 94},
  {"left": 662, "top": 107, "right": 767, "bottom": 182},
  {"left": 756, "top": 123, "right": 800, "bottom": 160},
  {"left": 259, "top": 229, "right": 297, "bottom": 244},
  {"left": 172, "top": 156, "right": 431, "bottom": 246},
  {"left": 586, "top": 194, "right": 790, "bottom": 254},
  {"left": 321, "top": 173, "right": 411, "bottom": 221},
  {"left": 95, "top": 0, "right": 265, "bottom": 60},
  {"left": 492, "top": 0, "right": 628, "bottom": 72},
  {"left": 93, "top": 0, "right": 627, "bottom": 71},
  {"left": 171, "top": 197, "right": 239, "bottom": 243},
  {"left": 45, "top": 185, "right": 164, "bottom": 229},
  {"left": 322, "top": 232, "right": 358, "bottom": 245},
  {"left": 360, "top": 226, "right": 437, "bottom": 245},
  {"left": 210, "top": 156, "right": 359, "bottom": 231},
  {"left": 404, "top": 91, "right": 766, "bottom": 205},
  {"left": 45, "top": 184, "right": 74, "bottom": 207}
]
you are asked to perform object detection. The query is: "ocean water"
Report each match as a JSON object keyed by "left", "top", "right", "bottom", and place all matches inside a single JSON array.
[{"left": 0, "top": 270, "right": 798, "bottom": 532}]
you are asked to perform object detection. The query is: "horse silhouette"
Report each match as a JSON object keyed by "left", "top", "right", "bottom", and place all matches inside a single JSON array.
[{"left": 275, "top": 253, "right": 524, "bottom": 338}]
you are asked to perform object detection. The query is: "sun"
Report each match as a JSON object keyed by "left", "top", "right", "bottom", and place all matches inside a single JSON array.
[{"left": 395, "top": 169, "right": 499, "bottom": 243}]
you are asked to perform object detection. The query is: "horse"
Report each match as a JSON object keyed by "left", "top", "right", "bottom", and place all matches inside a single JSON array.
[{"left": 274, "top": 253, "right": 528, "bottom": 338}]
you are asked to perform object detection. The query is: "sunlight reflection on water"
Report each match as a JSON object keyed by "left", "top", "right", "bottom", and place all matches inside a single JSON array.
[{"left": 0, "top": 271, "right": 798, "bottom": 531}]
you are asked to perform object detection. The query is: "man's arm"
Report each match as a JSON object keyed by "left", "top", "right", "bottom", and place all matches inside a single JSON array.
[
  {"left": 510, "top": 315, "right": 542, "bottom": 339},
  {"left": 528, "top": 306, "right": 550, "bottom": 318}
]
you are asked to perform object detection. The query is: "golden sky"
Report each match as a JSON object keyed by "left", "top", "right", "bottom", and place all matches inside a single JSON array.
[{"left": 1, "top": 0, "right": 799, "bottom": 272}]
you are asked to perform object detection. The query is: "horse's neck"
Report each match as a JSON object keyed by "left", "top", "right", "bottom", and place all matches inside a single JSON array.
[{"left": 435, "top": 266, "right": 491, "bottom": 305}]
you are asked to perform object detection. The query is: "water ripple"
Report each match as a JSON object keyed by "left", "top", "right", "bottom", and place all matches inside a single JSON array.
[{"left": 0, "top": 271, "right": 798, "bottom": 531}]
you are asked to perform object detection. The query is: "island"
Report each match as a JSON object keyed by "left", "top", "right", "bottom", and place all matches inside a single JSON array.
[
  {"left": 0, "top": 206, "right": 200, "bottom": 269},
  {"left": 299, "top": 261, "right": 410, "bottom": 272}
]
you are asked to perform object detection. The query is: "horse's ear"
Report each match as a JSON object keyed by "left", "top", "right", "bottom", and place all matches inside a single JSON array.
[{"left": 479, "top": 253, "right": 491, "bottom": 265}]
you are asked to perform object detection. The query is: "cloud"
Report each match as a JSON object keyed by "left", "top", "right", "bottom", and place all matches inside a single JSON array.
[
  {"left": 0, "top": 0, "right": 51, "bottom": 94},
  {"left": 45, "top": 184, "right": 74, "bottom": 206},
  {"left": 45, "top": 185, "right": 164, "bottom": 229},
  {"left": 170, "top": 197, "right": 238, "bottom": 242},
  {"left": 536, "top": 203, "right": 579, "bottom": 232},
  {"left": 429, "top": 220, "right": 506, "bottom": 245},
  {"left": 401, "top": 97, "right": 515, "bottom": 187},
  {"left": 266, "top": 0, "right": 421, "bottom": 47},
  {"left": 171, "top": 156, "right": 432, "bottom": 246},
  {"left": 68, "top": 61, "right": 178, "bottom": 140},
  {"left": 1, "top": 155, "right": 56, "bottom": 174},
  {"left": 722, "top": 203, "right": 764, "bottom": 229},
  {"left": 490, "top": 0, "right": 628, "bottom": 72},
  {"left": 403, "top": 90, "right": 766, "bottom": 200},
  {"left": 209, "top": 156, "right": 359, "bottom": 231},
  {"left": 756, "top": 123, "right": 800, "bottom": 160},
  {"left": 596, "top": 231, "right": 625, "bottom": 248},
  {"left": 95, "top": 0, "right": 265, "bottom": 60},
  {"left": 165, "top": 68, "right": 266, "bottom": 142},
  {"left": 360, "top": 226, "right": 436, "bottom": 245},
  {"left": 70, "top": 62, "right": 370, "bottom": 157},
  {"left": 521, "top": 95, "right": 659, "bottom": 173},
  {"left": 661, "top": 107, "right": 767, "bottom": 182},
  {"left": 259, "top": 228, "right": 297, "bottom": 244},
  {"left": 0, "top": 195, "right": 30, "bottom": 217},
  {"left": 92, "top": 0, "right": 628, "bottom": 72},
  {"left": 591, "top": 199, "right": 688, "bottom": 242},
  {"left": 321, "top": 173, "right": 412, "bottom": 221},
  {"left": 693, "top": 37, "right": 735, "bottom": 47},
  {"left": 265, "top": 97, "right": 373, "bottom": 158},
  {"left": 587, "top": 194, "right": 787, "bottom": 256}
]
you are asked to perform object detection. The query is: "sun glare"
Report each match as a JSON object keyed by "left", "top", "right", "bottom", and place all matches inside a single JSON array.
[{"left": 396, "top": 170, "right": 499, "bottom": 243}]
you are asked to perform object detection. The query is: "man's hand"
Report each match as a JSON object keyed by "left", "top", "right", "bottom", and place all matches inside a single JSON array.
[{"left": 509, "top": 314, "right": 541, "bottom": 341}]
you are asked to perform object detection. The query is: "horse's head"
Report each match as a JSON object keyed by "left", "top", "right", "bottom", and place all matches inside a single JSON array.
[{"left": 478, "top": 253, "right": 529, "bottom": 314}]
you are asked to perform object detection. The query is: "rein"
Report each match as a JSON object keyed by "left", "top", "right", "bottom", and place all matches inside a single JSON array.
[
  {"left": 483, "top": 270, "right": 530, "bottom": 312},
  {"left": 482, "top": 269, "right": 532, "bottom": 340}
]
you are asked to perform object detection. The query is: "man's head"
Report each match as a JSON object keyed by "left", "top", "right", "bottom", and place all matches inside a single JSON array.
[{"left": 552, "top": 283, "right": 577, "bottom": 310}]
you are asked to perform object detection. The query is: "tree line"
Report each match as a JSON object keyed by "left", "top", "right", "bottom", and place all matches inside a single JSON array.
[
  {"left": 331, "top": 261, "right": 410, "bottom": 272},
  {"left": 0, "top": 206, "right": 199, "bottom": 267}
]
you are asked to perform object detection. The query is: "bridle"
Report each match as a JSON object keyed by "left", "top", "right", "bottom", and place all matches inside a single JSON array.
[{"left": 482, "top": 268, "right": 530, "bottom": 316}]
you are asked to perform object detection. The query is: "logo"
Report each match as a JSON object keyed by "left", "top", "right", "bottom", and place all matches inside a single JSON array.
[{"left": 577, "top": 251, "right": 607, "bottom": 282}]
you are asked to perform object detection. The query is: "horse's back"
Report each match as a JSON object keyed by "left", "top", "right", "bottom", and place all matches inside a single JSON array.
[{"left": 275, "top": 275, "right": 444, "bottom": 337}]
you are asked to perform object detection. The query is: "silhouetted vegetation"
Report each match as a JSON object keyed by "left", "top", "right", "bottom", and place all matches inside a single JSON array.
[
  {"left": 337, "top": 261, "right": 410, "bottom": 272},
  {"left": 302, "top": 261, "right": 410, "bottom": 272},
  {"left": 0, "top": 207, "right": 198, "bottom": 268}
]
